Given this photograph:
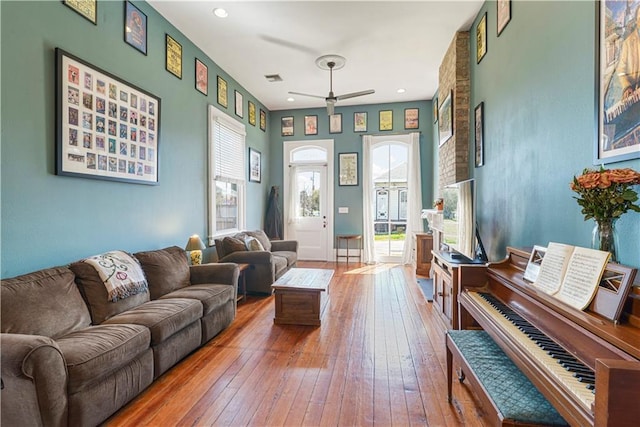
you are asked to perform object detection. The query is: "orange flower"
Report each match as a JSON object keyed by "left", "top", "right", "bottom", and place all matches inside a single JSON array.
[
  {"left": 576, "top": 172, "right": 602, "bottom": 189},
  {"left": 607, "top": 168, "right": 640, "bottom": 184}
]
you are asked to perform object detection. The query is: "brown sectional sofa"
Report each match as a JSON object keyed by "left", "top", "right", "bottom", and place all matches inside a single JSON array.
[
  {"left": 1, "top": 246, "right": 239, "bottom": 427},
  {"left": 214, "top": 229, "right": 298, "bottom": 295}
]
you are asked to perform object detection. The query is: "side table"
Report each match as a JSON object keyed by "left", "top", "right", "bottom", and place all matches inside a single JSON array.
[
  {"left": 336, "top": 234, "right": 362, "bottom": 264},
  {"left": 236, "top": 263, "right": 250, "bottom": 302}
]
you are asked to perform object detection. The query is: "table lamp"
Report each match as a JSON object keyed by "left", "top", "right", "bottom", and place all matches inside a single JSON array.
[{"left": 185, "top": 234, "right": 206, "bottom": 265}]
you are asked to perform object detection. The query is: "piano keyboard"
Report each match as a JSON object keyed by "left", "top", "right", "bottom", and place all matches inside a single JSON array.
[{"left": 467, "top": 291, "right": 596, "bottom": 411}]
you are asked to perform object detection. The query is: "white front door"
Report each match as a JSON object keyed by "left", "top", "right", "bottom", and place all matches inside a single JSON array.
[{"left": 284, "top": 140, "right": 334, "bottom": 261}]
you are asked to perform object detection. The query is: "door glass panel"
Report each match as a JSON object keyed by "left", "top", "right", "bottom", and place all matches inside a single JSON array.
[{"left": 296, "top": 170, "right": 321, "bottom": 217}]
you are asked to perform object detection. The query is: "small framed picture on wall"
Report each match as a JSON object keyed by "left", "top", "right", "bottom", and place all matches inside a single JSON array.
[
  {"left": 475, "top": 102, "right": 484, "bottom": 167},
  {"left": 281, "top": 116, "right": 294, "bottom": 136},
  {"left": 305, "top": 115, "right": 318, "bottom": 135},
  {"left": 477, "top": 12, "right": 487, "bottom": 63},
  {"left": 404, "top": 108, "right": 419, "bottom": 129},
  {"left": 195, "top": 58, "right": 208, "bottom": 95},
  {"left": 329, "top": 113, "right": 342, "bottom": 134},
  {"left": 354, "top": 112, "right": 367, "bottom": 132}
]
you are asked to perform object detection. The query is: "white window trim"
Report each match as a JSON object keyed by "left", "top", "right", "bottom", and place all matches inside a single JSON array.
[{"left": 208, "top": 104, "right": 246, "bottom": 245}]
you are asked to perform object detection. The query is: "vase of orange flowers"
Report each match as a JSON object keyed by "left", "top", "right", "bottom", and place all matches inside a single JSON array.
[{"left": 571, "top": 167, "right": 640, "bottom": 262}]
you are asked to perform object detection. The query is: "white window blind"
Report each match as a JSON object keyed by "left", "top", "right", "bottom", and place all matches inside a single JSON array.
[{"left": 213, "top": 117, "right": 245, "bottom": 182}]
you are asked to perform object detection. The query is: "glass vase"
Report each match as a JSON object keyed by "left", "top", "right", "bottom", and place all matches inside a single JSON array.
[{"left": 591, "top": 219, "right": 619, "bottom": 263}]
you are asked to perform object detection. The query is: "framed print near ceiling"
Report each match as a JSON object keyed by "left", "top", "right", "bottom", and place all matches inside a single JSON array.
[
  {"left": 124, "top": 1, "right": 147, "bottom": 55},
  {"left": 195, "top": 58, "right": 208, "bottom": 95},
  {"left": 217, "top": 76, "right": 228, "bottom": 108},
  {"left": 477, "top": 12, "right": 487, "bottom": 64},
  {"left": 597, "top": 0, "right": 640, "bottom": 163},
  {"left": 63, "top": 0, "right": 97, "bottom": 25},
  {"left": 281, "top": 116, "right": 294, "bottom": 136},
  {"left": 354, "top": 112, "right": 367, "bottom": 132},
  {"left": 379, "top": 110, "right": 393, "bottom": 131},
  {"left": 260, "top": 109, "right": 266, "bottom": 131},
  {"left": 248, "top": 101, "right": 256, "bottom": 126},
  {"left": 497, "top": 0, "right": 511, "bottom": 36},
  {"left": 438, "top": 90, "right": 453, "bottom": 146},
  {"left": 56, "top": 48, "right": 160, "bottom": 185},
  {"left": 235, "top": 90, "right": 243, "bottom": 118},
  {"left": 305, "top": 115, "right": 318, "bottom": 135},
  {"left": 404, "top": 108, "right": 419, "bottom": 129},
  {"left": 165, "top": 34, "right": 182, "bottom": 79},
  {"left": 329, "top": 113, "right": 342, "bottom": 134}
]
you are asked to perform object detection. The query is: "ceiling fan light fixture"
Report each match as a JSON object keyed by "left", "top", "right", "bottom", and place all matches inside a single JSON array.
[
  {"left": 287, "top": 97, "right": 295, "bottom": 102},
  {"left": 397, "top": 88, "right": 406, "bottom": 93}
]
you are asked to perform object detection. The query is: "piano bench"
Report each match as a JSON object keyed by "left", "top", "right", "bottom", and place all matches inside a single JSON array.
[{"left": 446, "top": 330, "right": 568, "bottom": 426}]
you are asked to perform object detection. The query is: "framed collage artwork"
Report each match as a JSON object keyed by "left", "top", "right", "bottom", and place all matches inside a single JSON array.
[{"left": 56, "top": 48, "right": 160, "bottom": 185}]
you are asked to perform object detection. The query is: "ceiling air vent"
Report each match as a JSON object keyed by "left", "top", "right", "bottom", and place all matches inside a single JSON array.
[{"left": 264, "top": 74, "right": 283, "bottom": 82}]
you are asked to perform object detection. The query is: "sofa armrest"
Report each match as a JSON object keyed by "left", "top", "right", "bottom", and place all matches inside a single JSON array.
[
  {"left": 190, "top": 262, "right": 239, "bottom": 287},
  {"left": 270, "top": 240, "right": 298, "bottom": 253},
  {"left": 1, "top": 333, "right": 68, "bottom": 427},
  {"left": 220, "top": 251, "right": 273, "bottom": 265}
]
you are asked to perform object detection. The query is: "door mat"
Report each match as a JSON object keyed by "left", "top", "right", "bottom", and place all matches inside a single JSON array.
[{"left": 417, "top": 278, "right": 433, "bottom": 302}]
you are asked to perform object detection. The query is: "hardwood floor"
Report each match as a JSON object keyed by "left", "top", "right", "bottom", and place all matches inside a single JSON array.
[{"left": 104, "top": 262, "right": 488, "bottom": 426}]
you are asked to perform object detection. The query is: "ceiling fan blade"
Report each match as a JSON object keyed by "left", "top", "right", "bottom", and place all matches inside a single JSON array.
[
  {"left": 288, "top": 91, "right": 326, "bottom": 99},
  {"left": 336, "top": 89, "right": 375, "bottom": 100}
]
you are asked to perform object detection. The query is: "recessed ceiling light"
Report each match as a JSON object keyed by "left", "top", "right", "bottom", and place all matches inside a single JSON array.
[
  {"left": 287, "top": 97, "right": 295, "bottom": 102},
  {"left": 397, "top": 88, "right": 406, "bottom": 94},
  {"left": 213, "top": 8, "right": 228, "bottom": 18}
]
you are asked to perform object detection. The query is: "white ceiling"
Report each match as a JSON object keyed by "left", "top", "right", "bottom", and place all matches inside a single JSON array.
[{"left": 148, "top": 1, "right": 483, "bottom": 111}]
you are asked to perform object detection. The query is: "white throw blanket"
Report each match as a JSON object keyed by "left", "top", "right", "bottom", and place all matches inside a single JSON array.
[{"left": 84, "top": 250, "right": 148, "bottom": 302}]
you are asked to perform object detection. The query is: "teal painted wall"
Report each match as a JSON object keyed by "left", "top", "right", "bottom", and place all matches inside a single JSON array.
[
  {"left": 269, "top": 101, "right": 434, "bottom": 240},
  {"left": 0, "top": 1, "right": 270, "bottom": 277},
  {"left": 470, "top": 1, "right": 639, "bottom": 267}
]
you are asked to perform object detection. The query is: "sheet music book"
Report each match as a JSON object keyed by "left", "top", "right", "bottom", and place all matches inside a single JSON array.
[
  {"left": 532, "top": 242, "right": 610, "bottom": 310},
  {"left": 523, "top": 245, "right": 547, "bottom": 283}
]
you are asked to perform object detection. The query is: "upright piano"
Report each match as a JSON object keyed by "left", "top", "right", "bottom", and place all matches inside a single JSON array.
[{"left": 456, "top": 247, "right": 640, "bottom": 427}]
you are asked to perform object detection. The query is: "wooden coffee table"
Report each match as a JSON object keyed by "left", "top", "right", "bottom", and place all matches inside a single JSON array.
[{"left": 271, "top": 268, "right": 334, "bottom": 326}]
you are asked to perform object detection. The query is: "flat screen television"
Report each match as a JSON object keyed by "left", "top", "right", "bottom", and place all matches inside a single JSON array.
[{"left": 440, "top": 179, "right": 486, "bottom": 264}]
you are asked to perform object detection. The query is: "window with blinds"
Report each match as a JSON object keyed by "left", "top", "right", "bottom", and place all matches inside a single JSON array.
[{"left": 208, "top": 105, "right": 246, "bottom": 241}]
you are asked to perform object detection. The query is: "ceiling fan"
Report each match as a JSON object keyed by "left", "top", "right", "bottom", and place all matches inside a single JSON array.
[{"left": 289, "top": 54, "right": 375, "bottom": 115}]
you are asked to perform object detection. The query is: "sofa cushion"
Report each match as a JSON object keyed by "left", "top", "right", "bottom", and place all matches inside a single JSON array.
[
  {"left": 134, "top": 246, "right": 190, "bottom": 299},
  {"left": 245, "top": 230, "right": 272, "bottom": 252},
  {"left": 69, "top": 261, "right": 151, "bottom": 324},
  {"left": 222, "top": 236, "right": 247, "bottom": 255},
  {"left": 103, "top": 298, "right": 202, "bottom": 345},
  {"left": 245, "top": 236, "right": 265, "bottom": 251},
  {"left": 56, "top": 323, "right": 150, "bottom": 393},
  {"left": 1, "top": 267, "right": 91, "bottom": 338},
  {"left": 160, "top": 284, "right": 234, "bottom": 316},
  {"left": 273, "top": 255, "right": 288, "bottom": 278},
  {"left": 272, "top": 251, "right": 297, "bottom": 267}
]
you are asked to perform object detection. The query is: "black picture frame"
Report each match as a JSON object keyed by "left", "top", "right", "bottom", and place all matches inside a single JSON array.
[
  {"left": 404, "top": 108, "right": 419, "bottom": 129},
  {"left": 477, "top": 12, "right": 487, "bottom": 64},
  {"left": 217, "top": 76, "right": 228, "bottom": 108},
  {"left": 249, "top": 147, "right": 261, "bottom": 183},
  {"left": 438, "top": 90, "right": 453, "bottom": 146},
  {"left": 165, "top": 34, "right": 182, "bottom": 79},
  {"left": 329, "top": 113, "right": 342, "bottom": 134},
  {"left": 497, "top": 0, "right": 512, "bottom": 36},
  {"left": 63, "top": 0, "right": 97, "bottom": 25},
  {"left": 339, "top": 152, "right": 358, "bottom": 186},
  {"left": 305, "top": 115, "right": 318, "bottom": 135},
  {"left": 124, "top": 1, "right": 147, "bottom": 55},
  {"left": 234, "top": 90, "right": 243, "bottom": 118},
  {"left": 55, "top": 48, "right": 160, "bottom": 185},
  {"left": 195, "top": 58, "right": 208, "bottom": 95},
  {"left": 281, "top": 116, "right": 294, "bottom": 136},
  {"left": 259, "top": 109, "right": 266, "bottom": 131},
  {"left": 354, "top": 112, "right": 367, "bottom": 132},
  {"left": 475, "top": 102, "right": 485, "bottom": 167},
  {"left": 248, "top": 101, "right": 256, "bottom": 126}
]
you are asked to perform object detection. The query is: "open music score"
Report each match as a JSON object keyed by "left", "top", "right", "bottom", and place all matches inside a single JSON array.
[{"left": 532, "top": 242, "right": 610, "bottom": 310}]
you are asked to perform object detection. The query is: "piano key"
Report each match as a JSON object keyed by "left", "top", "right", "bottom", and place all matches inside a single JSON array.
[{"left": 468, "top": 292, "right": 596, "bottom": 410}]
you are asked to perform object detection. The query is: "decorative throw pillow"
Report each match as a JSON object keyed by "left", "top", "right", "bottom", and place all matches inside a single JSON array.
[
  {"left": 222, "top": 236, "right": 247, "bottom": 255},
  {"left": 245, "top": 237, "right": 265, "bottom": 251},
  {"left": 245, "top": 230, "right": 272, "bottom": 252}
]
